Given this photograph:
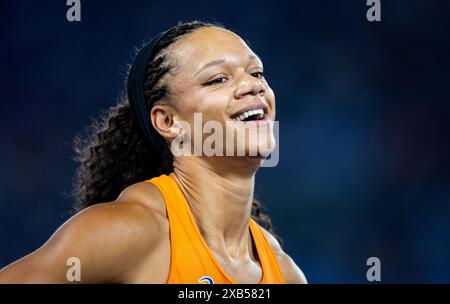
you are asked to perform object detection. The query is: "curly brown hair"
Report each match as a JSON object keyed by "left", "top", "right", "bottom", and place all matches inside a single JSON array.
[{"left": 71, "top": 20, "right": 280, "bottom": 241}]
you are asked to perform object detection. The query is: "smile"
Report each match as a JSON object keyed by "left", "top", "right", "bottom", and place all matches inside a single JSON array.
[
  {"left": 235, "top": 108, "right": 265, "bottom": 121},
  {"left": 231, "top": 103, "right": 269, "bottom": 122}
]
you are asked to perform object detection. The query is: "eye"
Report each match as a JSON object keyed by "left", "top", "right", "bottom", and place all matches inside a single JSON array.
[
  {"left": 204, "top": 77, "right": 228, "bottom": 86},
  {"left": 251, "top": 71, "right": 264, "bottom": 78}
]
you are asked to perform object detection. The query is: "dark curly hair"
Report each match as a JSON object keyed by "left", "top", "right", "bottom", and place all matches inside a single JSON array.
[{"left": 71, "top": 20, "right": 279, "bottom": 241}]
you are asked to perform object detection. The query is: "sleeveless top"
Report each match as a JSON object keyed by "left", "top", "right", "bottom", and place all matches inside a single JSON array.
[{"left": 145, "top": 174, "right": 285, "bottom": 284}]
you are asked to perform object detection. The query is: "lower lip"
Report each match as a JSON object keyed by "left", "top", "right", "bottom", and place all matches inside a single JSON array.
[{"left": 237, "top": 118, "right": 271, "bottom": 126}]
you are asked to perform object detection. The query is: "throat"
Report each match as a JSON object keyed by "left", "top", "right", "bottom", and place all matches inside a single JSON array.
[{"left": 171, "top": 158, "right": 256, "bottom": 249}]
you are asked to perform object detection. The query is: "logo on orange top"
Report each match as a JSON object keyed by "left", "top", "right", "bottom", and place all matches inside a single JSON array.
[{"left": 198, "top": 276, "right": 215, "bottom": 284}]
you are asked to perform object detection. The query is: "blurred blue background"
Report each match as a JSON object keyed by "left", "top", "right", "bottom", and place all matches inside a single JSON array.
[{"left": 1, "top": 0, "right": 449, "bottom": 283}]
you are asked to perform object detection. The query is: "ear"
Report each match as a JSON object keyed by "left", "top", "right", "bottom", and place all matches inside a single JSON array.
[{"left": 150, "top": 104, "right": 179, "bottom": 142}]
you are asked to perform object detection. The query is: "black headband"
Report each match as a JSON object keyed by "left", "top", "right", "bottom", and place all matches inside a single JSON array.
[{"left": 127, "top": 29, "right": 170, "bottom": 151}]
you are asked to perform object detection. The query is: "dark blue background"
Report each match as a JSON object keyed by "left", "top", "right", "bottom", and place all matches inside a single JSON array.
[{"left": 1, "top": 0, "right": 449, "bottom": 283}]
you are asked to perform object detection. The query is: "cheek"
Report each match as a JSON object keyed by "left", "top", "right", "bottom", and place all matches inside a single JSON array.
[
  {"left": 265, "top": 85, "right": 276, "bottom": 117},
  {"left": 200, "top": 92, "right": 230, "bottom": 120},
  {"left": 175, "top": 90, "right": 230, "bottom": 128},
  {"left": 173, "top": 84, "right": 201, "bottom": 120},
  {"left": 188, "top": 91, "right": 231, "bottom": 121}
]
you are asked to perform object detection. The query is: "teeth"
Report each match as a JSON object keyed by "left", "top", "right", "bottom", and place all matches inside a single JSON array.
[{"left": 235, "top": 109, "right": 264, "bottom": 121}]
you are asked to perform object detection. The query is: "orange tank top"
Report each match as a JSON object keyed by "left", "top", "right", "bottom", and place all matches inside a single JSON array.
[{"left": 145, "top": 174, "right": 285, "bottom": 284}]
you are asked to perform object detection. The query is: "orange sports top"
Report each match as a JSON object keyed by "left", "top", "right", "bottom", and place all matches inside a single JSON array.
[{"left": 145, "top": 174, "right": 285, "bottom": 284}]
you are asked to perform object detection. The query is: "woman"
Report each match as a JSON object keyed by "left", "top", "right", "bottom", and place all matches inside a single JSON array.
[{"left": 0, "top": 20, "right": 306, "bottom": 284}]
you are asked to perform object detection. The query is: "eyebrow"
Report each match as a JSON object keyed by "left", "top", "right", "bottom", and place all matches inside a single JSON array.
[{"left": 192, "top": 54, "right": 260, "bottom": 79}]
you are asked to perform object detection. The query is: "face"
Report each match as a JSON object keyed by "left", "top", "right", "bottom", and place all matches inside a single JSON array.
[{"left": 152, "top": 27, "right": 276, "bottom": 159}]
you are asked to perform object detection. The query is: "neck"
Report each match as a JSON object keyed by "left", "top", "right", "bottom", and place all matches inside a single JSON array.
[{"left": 171, "top": 156, "right": 261, "bottom": 258}]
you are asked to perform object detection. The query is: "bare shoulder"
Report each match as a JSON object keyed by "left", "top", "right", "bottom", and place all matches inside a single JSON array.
[
  {"left": 261, "top": 227, "right": 308, "bottom": 284},
  {"left": 115, "top": 180, "right": 167, "bottom": 217},
  {"left": 80, "top": 180, "right": 169, "bottom": 249},
  {"left": 0, "top": 181, "right": 169, "bottom": 283},
  {"left": 61, "top": 181, "right": 169, "bottom": 282}
]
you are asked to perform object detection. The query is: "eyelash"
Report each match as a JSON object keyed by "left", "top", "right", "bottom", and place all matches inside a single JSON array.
[{"left": 204, "top": 72, "right": 264, "bottom": 86}]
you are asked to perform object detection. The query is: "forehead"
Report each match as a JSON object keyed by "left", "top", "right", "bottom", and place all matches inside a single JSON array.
[{"left": 168, "top": 27, "right": 260, "bottom": 71}]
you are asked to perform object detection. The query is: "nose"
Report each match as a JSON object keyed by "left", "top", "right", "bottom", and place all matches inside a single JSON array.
[{"left": 234, "top": 73, "right": 265, "bottom": 99}]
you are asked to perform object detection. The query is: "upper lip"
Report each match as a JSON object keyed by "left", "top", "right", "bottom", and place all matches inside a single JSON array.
[{"left": 230, "top": 103, "right": 269, "bottom": 119}]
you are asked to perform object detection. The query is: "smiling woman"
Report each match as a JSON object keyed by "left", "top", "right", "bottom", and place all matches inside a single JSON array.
[{"left": 0, "top": 20, "right": 306, "bottom": 284}]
